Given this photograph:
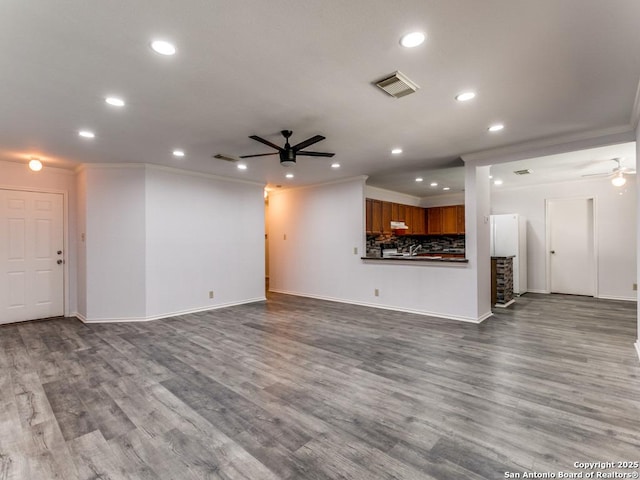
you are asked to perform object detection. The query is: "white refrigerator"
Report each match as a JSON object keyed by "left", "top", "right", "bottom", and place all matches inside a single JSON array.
[{"left": 490, "top": 214, "right": 527, "bottom": 295}]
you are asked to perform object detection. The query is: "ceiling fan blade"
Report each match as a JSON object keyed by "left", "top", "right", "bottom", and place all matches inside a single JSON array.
[
  {"left": 581, "top": 172, "right": 611, "bottom": 178},
  {"left": 249, "top": 135, "right": 282, "bottom": 151},
  {"left": 292, "top": 135, "right": 325, "bottom": 151},
  {"left": 296, "top": 151, "right": 335, "bottom": 157},
  {"left": 213, "top": 154, "right": 238, "bottom": 163},
  {"left": 239, "top": 152, "right": 278, "bottom": 158}
]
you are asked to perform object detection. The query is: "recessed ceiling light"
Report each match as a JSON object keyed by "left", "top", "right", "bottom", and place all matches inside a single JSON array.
[
  {"left": 494, "top": 179, "right": 503, "bottom": 185},
  {"left": 391, "top": 148, "right": 403, "bottom": 155},
  {"left": 488, "top": 124, "right": 504, "bottom": 132},
  {"left": 489, "top": 175, "right": 493, "bottom": 179},
  {"left": 151, "top": 40, "right": 176, "bottom": 56},
  {"left": 331, "top": 163, "right": 340, "bottom": 168},
  {"left": 105, "top": 97, "right": 125, "bottom": 107},
  {"left": 172, "top": 149, "right": 185, "bottom": 157},
  {"left": 430, "top": 182, "right": 438, "bottom": 187},
  {"left": 237, "top": 164, "right": 247, "bottom": 170},
  {"left": 28, "top": 158, "right": 43, "bottom": 172},
  {"left": 443, "top": 187, "right": 451, "bottom": 191},
  {"left": 415, "top": 177, "right": 423, "bottom": 182},
  {"left": 78, "top": 130, "right": 95, "bottom": 138},
  {"left": 286, "top": 173, "right": 294, "bottom": 179},
  {"left": 400, "top": 32, "right": 425, "bottom": 48},
  {"left": 455, "top": 91, "right": 476, "bottom": 102}
]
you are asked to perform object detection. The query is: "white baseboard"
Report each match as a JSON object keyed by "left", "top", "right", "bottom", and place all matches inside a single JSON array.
[
  {"left": 493, "top": 299, "right": 516, "bottom": 308},
  {"left": 269, "top": 289, "right": 491, "bottom": 324},
  {"left": 597, "top": 294, "right": 637, "bottom": 302},
  {"left": 526, "top": 289, "right": 550, "bottom": 294},
  {"left": 635, "top": 340, "right": 640, "bottom": 363},
  {"left": 77, "top": 297, "right": 266, "bottom": 324}
]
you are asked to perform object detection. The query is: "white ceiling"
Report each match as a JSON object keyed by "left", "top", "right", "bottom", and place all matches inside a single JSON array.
[{"left": 2, "top": 1, "right": 640, "bottom": 195}]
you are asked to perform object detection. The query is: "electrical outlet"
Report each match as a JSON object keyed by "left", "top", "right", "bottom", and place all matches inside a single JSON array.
[
  {"left": 634, "top": 283, "right": 637, "bottom": 291},
  {"left": 353, "top": 247, "right": 358, "bottom": 255},
  {"left": 374, "top": 288, "right": 379, "bottom": 297},
  {"left": 209, "top": 290, "right": 214, "bottom": 299}
]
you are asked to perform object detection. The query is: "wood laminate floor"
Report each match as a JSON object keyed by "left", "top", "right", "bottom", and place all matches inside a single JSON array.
[{"left": 0, "top": 293, "right": 639, "bottom": 480}]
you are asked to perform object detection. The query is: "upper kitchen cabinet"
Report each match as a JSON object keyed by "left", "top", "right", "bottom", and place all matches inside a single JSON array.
[
  {"left": 365, "top": 199, "right": 461, "bottom": 236},
  {"left": 427, "top": 207, "right": 443, "bottom": 235},
  {"left": 456, "top": 204, "right": 465, "bottom": 234},
  {"left": 427, "top": 205, "right": 465, "bottom": 235},
  {"left": 382, "top": 201, "right": 392, "bottom": 234},
  {"left": 411, "top": 206, "right": 426, "bottom": 235},
  {"left": 441, "top": 206, "right": 458, "bottom": 234},
  {"left": 371, "top": 199, "right": 383, "bottom": 234}
]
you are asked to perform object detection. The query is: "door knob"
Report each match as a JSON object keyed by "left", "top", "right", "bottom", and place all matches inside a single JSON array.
[
  {"left": 57, "top": 259, "right": 63, "bottom": 265},
  {"left": 57, "top": 250, "right": 62, "bottom": 255},
  {"left": 550, "top": 250, "right": 555, "bottom": 254}
]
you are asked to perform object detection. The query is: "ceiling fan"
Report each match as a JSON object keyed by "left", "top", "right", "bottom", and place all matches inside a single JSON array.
[
  {"left": 240, "top": 130, "right": 335, "bottom": 166},
  {"left": 582, "top": 157, "right": 636, "bottom": 186}
]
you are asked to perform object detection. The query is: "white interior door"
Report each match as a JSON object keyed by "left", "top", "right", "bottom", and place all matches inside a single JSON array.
[
  {"left": 0, "top": 190, "right": 64, "bottom": 324},
  {"left": 548, "top": 198, "right": 595, "bottom": 296}
]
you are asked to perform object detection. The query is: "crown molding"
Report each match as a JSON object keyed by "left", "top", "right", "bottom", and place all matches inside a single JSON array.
[
  {"left": 462, "top": 125, "right": 635, "bottom": 166},
  {"left": 268, "top": 175, "right": 368, "bottom": 196},
  {"left": 75, "top": 162, "right": 265, "bottom": 187}
]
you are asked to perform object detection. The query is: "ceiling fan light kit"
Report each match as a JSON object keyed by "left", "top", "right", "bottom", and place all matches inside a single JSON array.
[
  {"left": 582, "top": 157, "right": 636, "bottom": 187},
  {"left": 612, "top": 173, "right": 626, "bottom": 187}
]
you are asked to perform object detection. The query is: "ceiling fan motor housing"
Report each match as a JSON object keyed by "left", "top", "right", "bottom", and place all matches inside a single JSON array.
[{"left": 280, "top": 149, "right": 296, "bottom": 166}]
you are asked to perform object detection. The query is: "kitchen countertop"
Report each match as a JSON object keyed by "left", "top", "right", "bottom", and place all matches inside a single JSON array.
[{"left": 361, "top": 256, "right": 469, "bottom": 263}]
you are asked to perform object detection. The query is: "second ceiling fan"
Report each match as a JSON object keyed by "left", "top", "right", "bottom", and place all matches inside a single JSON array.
[{"left": 241, "top": 130, "right": 335, "bottom": 166}]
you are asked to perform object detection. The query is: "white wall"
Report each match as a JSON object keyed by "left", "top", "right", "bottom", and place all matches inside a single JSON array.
[
  {"left": 365, "top": 185, "right": 421, "bottom": 205},
  {"left": 77, "top": 164, "right": 265, "bottom": 322},
  {"left": 145, "top": 167, "right": 265, "bottom": 318},
  {"left": 636, "top": 125, "right": 640, "bottom": 358},
  {"left": 82, "top": 165, "right": 147, "bottom": 320},
  {"left": 420, "top": 191, "right": 465, "bottom": 207},
  {"left": 269, "top": 176, "right": 492, "bottom": 322},
  {"left": 0, "top": 160, "right": 78, "bottom": 315},
  {"left": 491, "top": 177, "right": 637, "bottom": 300}
]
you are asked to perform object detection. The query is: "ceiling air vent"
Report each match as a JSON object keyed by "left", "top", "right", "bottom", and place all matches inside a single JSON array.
[
  {"left": 513, "top": 169, "right": 532, "bottom": 175},
  {"left": 375, "top": 71, "right": 420, "bottom": 98}
]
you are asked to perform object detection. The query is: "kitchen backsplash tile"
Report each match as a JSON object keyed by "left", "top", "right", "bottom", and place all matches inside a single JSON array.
[{"left": 366, "top": 234, "right": 465, "bottom": 257}]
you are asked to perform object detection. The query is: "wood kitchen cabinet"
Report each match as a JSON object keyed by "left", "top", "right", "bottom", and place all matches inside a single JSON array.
[
  {"left": 441, "top": 206, "right": 458, "bottom": 234},
  {"left": 426, "top": 205, "right": 465, "bottom": 235},
  {"left": 456, "top": 205, "right": 465, "bottom": 234},
  {"left": 427, "top": 207, "right": 443, "bottom": 234},
  {"left": 411, "top": 206, "right": 426, "bottom": 235},
  {"left": 397, "top": 204, "right": 407, "bottom": 223},
  {"left": 391, "top": 202, "right": 399, "bottom": 222},
  {"left": 366, "top": 199, "right": 459, "bottom": 236},
  {"left": 382, "top": 201, "right": 392, "bottom": 234},
  {"left": 371, "top": 199, "right": 382, "bottom": 234}
]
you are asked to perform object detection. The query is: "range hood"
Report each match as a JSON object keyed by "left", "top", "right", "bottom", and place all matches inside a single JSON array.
[{"left": 390, "top": 221, "right": 409, "bottom": 230}]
